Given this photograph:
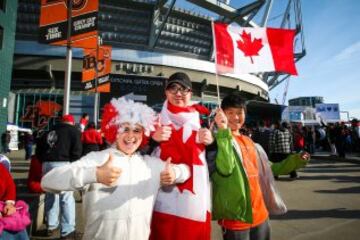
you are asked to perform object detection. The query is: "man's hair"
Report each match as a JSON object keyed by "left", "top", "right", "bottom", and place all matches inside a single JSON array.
[
  {"left": 221, "top": 93, "right": 247, "bottom": 111},
  {"left": 87, "top": 122, "right": 95, "bottom": 129}
]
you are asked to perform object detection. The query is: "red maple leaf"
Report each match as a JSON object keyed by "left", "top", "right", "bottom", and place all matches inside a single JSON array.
[
  {"left": 160, "top": 126, "right": 204, "bottom": 194},
  {"left": 237, "top": 30, "right": 263, "bottom": 64}
]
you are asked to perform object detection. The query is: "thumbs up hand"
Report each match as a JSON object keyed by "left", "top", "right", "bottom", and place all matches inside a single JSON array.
[
  {"left": 160, "top": 157, "right": 176, "bottom": 186},
  {"left": 96, "top": 153, "right": 122, "bottom": 186},
  {"left": 152, "top": 116, "right": 172, "bottom": 142}
]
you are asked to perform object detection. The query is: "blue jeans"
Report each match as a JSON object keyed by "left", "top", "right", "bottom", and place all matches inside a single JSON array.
[
  {"left": 25, "top": 144, "right": 32, "bottom": 160},
  {"left": 0, "top": 230, "right": 29, "bottom": 240},
  {"left": 223, "top": 219, "right": 270, "bottom": 240},
  {"left": 43, "top": 161, "right": 76, "bottom": 236}
]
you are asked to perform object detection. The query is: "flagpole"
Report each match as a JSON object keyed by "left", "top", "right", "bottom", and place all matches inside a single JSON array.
[
  {"left": 63, "top": 0, "right": 73, "bottom": 115},
  {"left": 211, "top": 21, "right": 221, "bottom": 106},
  {"left": 94, "top": 36, "right": 101, "bottom": 128}
]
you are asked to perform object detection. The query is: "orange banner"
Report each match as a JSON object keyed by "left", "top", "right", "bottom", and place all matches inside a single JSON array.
[
  {"left": 39, "top": 0, "right": 98, "bottom": 48},
  {"left": 82, "top": 45, "right": 112, "bottom": 92}
]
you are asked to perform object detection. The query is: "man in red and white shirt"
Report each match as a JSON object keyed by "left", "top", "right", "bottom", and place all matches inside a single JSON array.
[{"left": 149, "top": 72, "right": 213, "bottom": 240}]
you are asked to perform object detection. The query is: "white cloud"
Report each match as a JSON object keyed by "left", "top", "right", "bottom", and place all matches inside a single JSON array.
[{"left": 333, "top": 41, "right": 360, "bottom": 62}]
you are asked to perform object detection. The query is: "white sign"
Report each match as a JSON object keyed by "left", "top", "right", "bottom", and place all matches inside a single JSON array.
[
  {"left": 124, "top": 92, "right": 147, "bottom": 102},
  {"left": 315, "top": 103, "right": 340, "bottom": 122}
]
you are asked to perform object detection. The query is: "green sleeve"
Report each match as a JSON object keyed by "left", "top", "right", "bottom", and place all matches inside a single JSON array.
[
  {"left": 271, "top": 153, "right": 309, "bottom": 175},
  {"left": 215, "top": 128, "right": 236, "bottom": 176}
]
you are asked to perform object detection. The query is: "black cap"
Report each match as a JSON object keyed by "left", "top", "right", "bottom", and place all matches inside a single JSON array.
[{"left": 166, "top": 72, "right": 192, "bottom": 89}]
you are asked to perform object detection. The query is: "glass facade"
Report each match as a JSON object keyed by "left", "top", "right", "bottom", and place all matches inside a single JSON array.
[{"left": 289, "top": 96, "right": 324, "bottom": 108}]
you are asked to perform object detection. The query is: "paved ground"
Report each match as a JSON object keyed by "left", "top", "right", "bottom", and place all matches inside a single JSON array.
[
  {"left": 6, "top": 150, "right": 360, "bottom": 240},
  {"left": 269, "top": 158, "right": 360, "bottom": 240}
]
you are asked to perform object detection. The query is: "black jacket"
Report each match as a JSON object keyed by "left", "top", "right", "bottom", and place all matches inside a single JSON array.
[{"left": 38, "top": 123, "right": 82, "bottom": 162}]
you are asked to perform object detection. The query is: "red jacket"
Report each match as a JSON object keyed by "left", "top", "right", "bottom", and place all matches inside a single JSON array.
[
  {"left": 82, "top": 128, "right": 103, "bottom": 145},
  {"left": 27, "top": 155, "right": 43, "bottom": 193},
  {"left": 0, "top": 164, "right": 16, "bottom": 201}
]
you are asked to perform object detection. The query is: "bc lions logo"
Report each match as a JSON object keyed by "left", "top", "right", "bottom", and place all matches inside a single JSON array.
[{"left": 46, "top": 0, "right": 87, "bottom": 11}]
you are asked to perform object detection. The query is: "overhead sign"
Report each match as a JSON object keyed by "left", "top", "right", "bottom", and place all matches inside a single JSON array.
[
  {"left": 315, "top": 103, "right": 340, "bottom": 122},
  {"left": 39, "top": 0, "right": 98, "bottom": 48},
  {"left": 124, "top": 92, "right": 148, "bottom": 102},
  {"left": 100, "top": 74, "right": 166, "bottom": 108},
  {"left": 82, "top": 45, "right": 112, "bottom": 92}
]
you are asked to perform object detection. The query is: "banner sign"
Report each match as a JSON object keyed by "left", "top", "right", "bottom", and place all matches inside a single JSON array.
[
  {"left": 82, "top": 45, "right": 112, "bottom": 92},
  {"left": 39, "top": 0, "right": 98, "bottom": 48},
  {"left": 315, "top": 103, "right": 340, "bottom": 122},
  {"left": 100, "top": 74, "right": 166, "bottom": 108}
]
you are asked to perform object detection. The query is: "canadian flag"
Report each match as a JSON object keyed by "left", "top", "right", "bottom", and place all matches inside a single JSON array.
[
  {"left": 213, "top": 22, "right": 298, "bottom": 75},
  {"left": 149, "top": 101, "right": 211, "bottom": 240}
]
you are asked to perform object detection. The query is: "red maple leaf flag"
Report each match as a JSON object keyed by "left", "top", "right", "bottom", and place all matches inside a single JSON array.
[
  {"left": 213, "top": 22, "right": 297, "bottom": 75},
  {"left": 237, "top": 30, "right": 264, "bottom": 64}
]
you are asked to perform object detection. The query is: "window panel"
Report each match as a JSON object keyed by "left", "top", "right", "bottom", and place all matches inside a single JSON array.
[{"left": 0, "top": 0, "right": 5, "bottom": 12}]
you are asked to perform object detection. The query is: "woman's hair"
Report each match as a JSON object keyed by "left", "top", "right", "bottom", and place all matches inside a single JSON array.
[{"left": 221, "top": 93, "right": 247, "bottom": 111}]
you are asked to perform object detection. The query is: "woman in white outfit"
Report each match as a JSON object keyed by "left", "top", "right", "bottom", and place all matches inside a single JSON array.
[{"left": 41, "top": 97, "right": 190, "bottom": 240}]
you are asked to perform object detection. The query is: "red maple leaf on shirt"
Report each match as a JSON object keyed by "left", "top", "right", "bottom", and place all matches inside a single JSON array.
[
  {"left": 160, "top": 127, "right": 204, "bottom": 194},
  {"left": 237, "top": 30, "right": 263, "bottom": 64}
]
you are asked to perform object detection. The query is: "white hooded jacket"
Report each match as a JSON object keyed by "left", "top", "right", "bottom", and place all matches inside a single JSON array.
[{"left": 41, "top": 148, "right": 189, "bottom": 240}]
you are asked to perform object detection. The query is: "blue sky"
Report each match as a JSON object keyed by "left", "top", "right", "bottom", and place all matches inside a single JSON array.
[{"left": 175, "top": 0, "right": 360, "bottom": 120}]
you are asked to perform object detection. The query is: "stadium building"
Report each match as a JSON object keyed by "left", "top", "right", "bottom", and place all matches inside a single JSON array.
[
  {"left": 0, "top": 0, "right": 18, "bottom": 134},
  {"left": 11, "top": 0, "right": 305, "bottom": 129}
]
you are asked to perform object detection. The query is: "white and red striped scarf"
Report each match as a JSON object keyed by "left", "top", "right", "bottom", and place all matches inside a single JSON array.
[{"left": 150, "top": 100, "right": 211, "bottom": 240}]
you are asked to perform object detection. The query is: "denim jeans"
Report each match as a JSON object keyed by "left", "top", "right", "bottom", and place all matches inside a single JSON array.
[
  {"left": 0, "top": 230, "right": 29, "bottom": 240},
  {"left": 25, "top": 144, "right": 32, "bottom": 160},
  {"left": 223, "top": 219, "right": 270, "bottom": 240},
  {"left": 43, "top": 161, "right": 76, "bottom": 236}
]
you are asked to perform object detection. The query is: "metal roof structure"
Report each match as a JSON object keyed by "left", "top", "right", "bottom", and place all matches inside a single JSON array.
[{"left": 14, "top": 0, "right": 306, "bottom": 97}]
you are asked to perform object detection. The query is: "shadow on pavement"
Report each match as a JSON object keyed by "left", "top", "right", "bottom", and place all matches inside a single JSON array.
[
  {"left": 272, "top": 208, "right": 360, "bottom": 220},
  {"left": 293, "top": 175, "right": 360, "bottom": 183},
  {"left": 303, "top": 169, "right": 360, "bottom": 173},
  {"left": 315, "top": 186, "right": 360, "bottom": 194},
  {"left": 305, "top": 164, "right": 360, "bottom": 169}
]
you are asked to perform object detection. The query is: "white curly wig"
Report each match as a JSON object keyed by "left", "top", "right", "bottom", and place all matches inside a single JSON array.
[{"left": 101, "top": 97, "right": 157, "bottom": 144}]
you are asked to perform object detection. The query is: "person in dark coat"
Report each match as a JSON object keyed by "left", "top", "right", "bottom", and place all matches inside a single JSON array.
[{"left": 41, "top": 114, "right": 82, "bottom": 239}]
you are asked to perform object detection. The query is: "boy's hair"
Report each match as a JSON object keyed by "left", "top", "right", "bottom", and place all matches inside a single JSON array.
[{"left": 221, "top": 93, "right": 247, "bottom": 111}]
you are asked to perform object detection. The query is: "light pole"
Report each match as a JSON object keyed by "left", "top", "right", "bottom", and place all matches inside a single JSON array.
[{"left": 94, "top": 36, "right": 103, "bottom": 127}]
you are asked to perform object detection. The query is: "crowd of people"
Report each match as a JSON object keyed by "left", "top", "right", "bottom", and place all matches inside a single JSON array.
[
  {"left": 250, "top": 120, "right": 360, "bottom": 160},
  {"left": 0, "top": 72, "right": 322, "bottom": 240}
]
